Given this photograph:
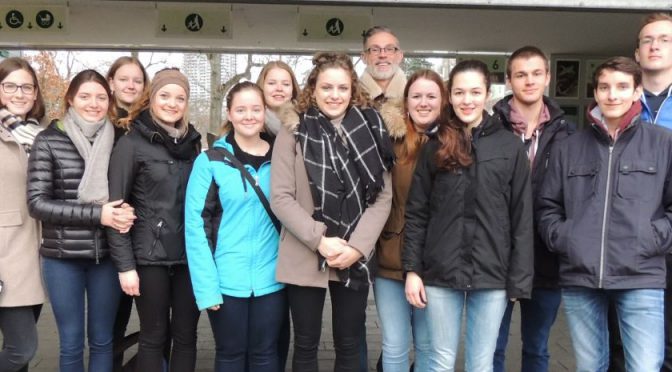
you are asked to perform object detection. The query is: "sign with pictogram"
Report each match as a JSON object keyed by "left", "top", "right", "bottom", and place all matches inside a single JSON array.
[
  {"left": 298, "top": 9, "right": 371, "bottom": 42},
  {"left": 458, "top": 55, "right": 508, "bottom": 84},
  {"left": 157, "top": 4, "right": 231, "bottom": 39},
  {"left": 0, "top": 6, "right": 67, "bottom": 32}
]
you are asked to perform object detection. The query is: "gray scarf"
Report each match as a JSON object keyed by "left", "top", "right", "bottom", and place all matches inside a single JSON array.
[
  {"left": 264, "top": 108, "right": 282, "bottom": 136},
  {"left": 63, "top": 107, "right": 114, "bottom": 204}
]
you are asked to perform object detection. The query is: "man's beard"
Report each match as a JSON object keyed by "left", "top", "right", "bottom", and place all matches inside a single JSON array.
[{"left": 366, "top": 64, "right": 399, "bottom": 81}]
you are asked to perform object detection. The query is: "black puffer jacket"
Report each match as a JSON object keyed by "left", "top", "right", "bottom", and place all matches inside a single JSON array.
[
  {"left": 27, "top": 120, "right": 107, "bottom": 260},
  {"left": 493, "top": 96, "right": 576, "bottom": 288},
  {"left": 403, "top": 113, "right": 534, "bottom": 299},
  {"left": 107, "top": 110, "right": 201, "bottom": 271}
]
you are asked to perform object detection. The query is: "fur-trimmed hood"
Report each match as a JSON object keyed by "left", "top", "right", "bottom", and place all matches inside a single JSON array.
[
  {"left": 378, "top": 98, "right": 407, "bottom": 140},
  {"left": 278, "top": 102, "right": 301, "bottom": 132}
]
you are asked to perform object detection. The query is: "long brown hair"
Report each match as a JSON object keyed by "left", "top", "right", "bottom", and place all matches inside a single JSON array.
[
  {"left": 0, "top": 57, "right": 46, "bottom": 120},
  {"left": 256, "top": 61, "right": 301, "bottom": 103},
  {"left": 63, "top": 69, "right": 113, "bottom": 119},
  {"left": 398, "top": 69, "right": 446, "bottom": 165},
  {"left": 436, "top": 60, "right": 491, "bottom": 171},
  {"left": 220, "top": 81, "right": 265, "bottom": 135},
  {"left": 297, "top": 52, "right": 370, "bottom": 112},
  {"left": 106, "top": 56, "right": 149, "bottom": 124}
]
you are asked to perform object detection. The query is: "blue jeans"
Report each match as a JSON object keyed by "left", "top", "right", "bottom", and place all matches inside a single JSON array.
[
  {"left": 42, "top": 257, "right": 121, "bottom": 372},
  {"left": 562, "top": 288, "right": 664, "bottom": 372},
  {"left": 373, "top": 277, "right": 432, "bottom": 372},
  {"left": 493, "top": 288, "right": 561, "bottom": 372},
  {"left": 424, "top": 287, "right": 507, "bottom": 372},
  {"left": 208, "top": 290, "right": 287, "bottom": 372}
]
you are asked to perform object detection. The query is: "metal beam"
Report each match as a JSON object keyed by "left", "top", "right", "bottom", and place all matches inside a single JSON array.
[{"left": 116, "top": 0, "right": 672, "bottom": 12}]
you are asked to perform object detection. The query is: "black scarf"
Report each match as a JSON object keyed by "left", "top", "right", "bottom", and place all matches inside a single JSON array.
[
  {"left": 134, "top": 109, "right": 201, "bottom": 160},
  {"left": 297, "top": 105, "right": 393, "bottom": 289},
  {"left": 297, "top": 105, "right": 393, "bottom": 240}
]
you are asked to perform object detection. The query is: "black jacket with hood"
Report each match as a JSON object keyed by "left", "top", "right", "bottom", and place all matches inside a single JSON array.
[
  {"left": 537, "top": 101, "right": 672, "bottom": 289},
  {"left": 107, "top": 110, "right": 201, "bottom": 271},
  {"left": 493, "top": 95, "right": 576, "bottom": 288},
  {"left": 403, "top": 113, "right": 534, "bottom": 299}
]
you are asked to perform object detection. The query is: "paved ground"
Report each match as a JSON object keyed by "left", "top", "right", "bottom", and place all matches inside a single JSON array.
[{"left": 19, "top": 292, "right": 575, "bottom": 371}]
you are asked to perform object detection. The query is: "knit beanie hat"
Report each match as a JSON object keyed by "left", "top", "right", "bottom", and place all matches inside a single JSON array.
[{"left": 150, "top": 68, "right": 190, "bottom": 101}]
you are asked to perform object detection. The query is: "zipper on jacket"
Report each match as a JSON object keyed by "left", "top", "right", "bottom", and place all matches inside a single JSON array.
[
  {"left": 598, "top": 145, "right": 614, "bottom": 288},
  {"left": 94, "top": 230, "right": 100, "bottom": 264},
  {"left": 150, "top": 220, "right": 164, "bottom": 256},
  {"left": 653, "top": 93, "right": 672, "bottom": 124}
]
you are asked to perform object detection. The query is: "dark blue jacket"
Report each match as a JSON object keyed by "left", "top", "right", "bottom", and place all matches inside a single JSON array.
[
  {"left": 493, "top": 96, "right": 575, "bottom": 288},
  {"left": 537, "top": 107, "right": 672, "bottom": 289}
]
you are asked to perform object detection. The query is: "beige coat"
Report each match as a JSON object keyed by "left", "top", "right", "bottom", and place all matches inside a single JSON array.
[
  {"left": 0, "top": 127, "right": 46, "bottom": 307},
  {"left": 270, "top": 109, "right": 392, "bottom": 288}
]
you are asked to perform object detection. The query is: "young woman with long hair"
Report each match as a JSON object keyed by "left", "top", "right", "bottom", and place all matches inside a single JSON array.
[
  {"left": 375, "top": 68, "right": 445, "bottom": 371},
  {"left": 270, "top": 52, "right": 394, "bottom": 371},
  {"left": 107, "top": 68, "right": 202, "bottom": 372},
  {"left": 105, "top": 55, "right": 150, "bottom": 371},
  {"left": 106, "top": 56, "right": 149, "bottom": 134},
  {"left": 403, "top": 60, "right": 534, "bottom": 371},
  {"left": 0, "top": 57, "right": 46, "bottom": 372},
  {"left": 186, "top": 81, "right": 285, "bottom": 372},
  {"left": 256, "top": 60, "right": 300, "bottom": 137},
  {"left": 27, "top": 69, "right": 135, "bottom": 372}
]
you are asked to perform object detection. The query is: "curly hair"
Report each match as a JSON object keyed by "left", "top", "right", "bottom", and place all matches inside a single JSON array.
[{"left": 297, "top": 52, "right": 370, "bottom": 113}]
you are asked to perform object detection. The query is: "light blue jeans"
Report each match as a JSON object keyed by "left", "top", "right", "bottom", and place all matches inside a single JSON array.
[
  {"left": 373, "top": 277, "right": 432, "bottom": 372},
  {"left": 424, "top": 286, "right": 507, "bottom": 372},
  {"left": 562, "top": 287, "right": 664, "bottom": 372}
]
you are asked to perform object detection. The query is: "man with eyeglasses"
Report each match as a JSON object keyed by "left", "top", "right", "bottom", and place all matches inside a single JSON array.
[
  {"left": 633, "top": 12, "right": 672, "bottom": 372},
  {"left": 360, "top": 26, "right": 406, "bottom": 108}
]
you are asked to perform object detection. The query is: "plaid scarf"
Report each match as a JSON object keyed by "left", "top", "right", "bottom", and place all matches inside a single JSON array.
[
  {"left": 0, "top": 108, "right": 42, "bottom": 153},
  {"left": 297, "top": 105, "right": 394, "bottom": 289},
  {"left": 297, "top": 105, "right": 393, "bottom": 239}
]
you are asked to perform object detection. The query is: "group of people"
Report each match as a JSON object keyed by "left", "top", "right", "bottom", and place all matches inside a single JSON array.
[{"left": 2, "top": 11, "right": 672, "bottom": 372}]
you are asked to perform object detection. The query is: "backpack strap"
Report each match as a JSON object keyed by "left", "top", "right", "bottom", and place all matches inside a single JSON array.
[{"left": 206, "top": 147, "right": 281, "bottom": 234}]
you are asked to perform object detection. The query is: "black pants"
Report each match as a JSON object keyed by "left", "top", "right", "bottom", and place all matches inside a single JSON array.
[
  {"left": 113, "top": 293, "right": 134, "bottom": 371},
  {"left": 0, "top": 305, "right": 41, "bottom": 372},
  {"left": 135, "top": 265, "right": 200, "bottom": 372},
  {"left": 288, "top": 281, "right": 368, "bottom": 372}
]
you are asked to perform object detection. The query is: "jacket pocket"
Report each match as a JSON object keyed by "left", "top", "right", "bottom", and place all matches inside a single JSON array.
[
  {"left": 477, "top": 154, "right": 510, "bottom": 193},
  {"left": 146, "top": 159, "right": 176, "bottom": 183},
  {"left": 617, "top": 161, "right": 657, "bottom": 201},
  {"left": 567, "top": 162, "right": 599, "bottom": 201},
  {"left": 0, "top": 210, "right": 21, "bottom": 227}
]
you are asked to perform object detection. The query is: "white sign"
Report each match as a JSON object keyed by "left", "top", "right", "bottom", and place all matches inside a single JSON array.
[
  {"left": 157, "top": 4, "right": 231, "bottom": 39},
  {"left": 298, "top": 9, "right": 371, "bottom": 42},
  {"left": 0, "top": 5, "right": 67, "bottom": 32}
]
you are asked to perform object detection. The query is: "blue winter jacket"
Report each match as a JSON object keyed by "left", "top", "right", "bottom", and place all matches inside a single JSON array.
[
  {"left": 642, "top": 86, "right": 672, "bottom": 128},
  {"left": 185, "top": 134, "right": 282, "bottom": 310}
]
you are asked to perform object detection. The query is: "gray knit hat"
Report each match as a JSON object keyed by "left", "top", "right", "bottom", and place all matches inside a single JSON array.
[{"left": 150, "top": 68, "right": 190, "bottom": 100}]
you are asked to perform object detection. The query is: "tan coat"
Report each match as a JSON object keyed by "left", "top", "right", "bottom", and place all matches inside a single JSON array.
[
  {"left": 270, "top": 108, "right": 392, "bottom": 288},
  {"left": 0, "top": 127, "right": 46, "bottom": 307}
]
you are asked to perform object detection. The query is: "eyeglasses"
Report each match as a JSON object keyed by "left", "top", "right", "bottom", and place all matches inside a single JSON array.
[
  {"left": 365, "top": 46, "right": 400, "bottom": 55},
  {"left": 639, "top": 36, "right": 672, "bottom": 47},
  {"left": 1, "top": 82, "right": 36, "bottom": 95}
]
